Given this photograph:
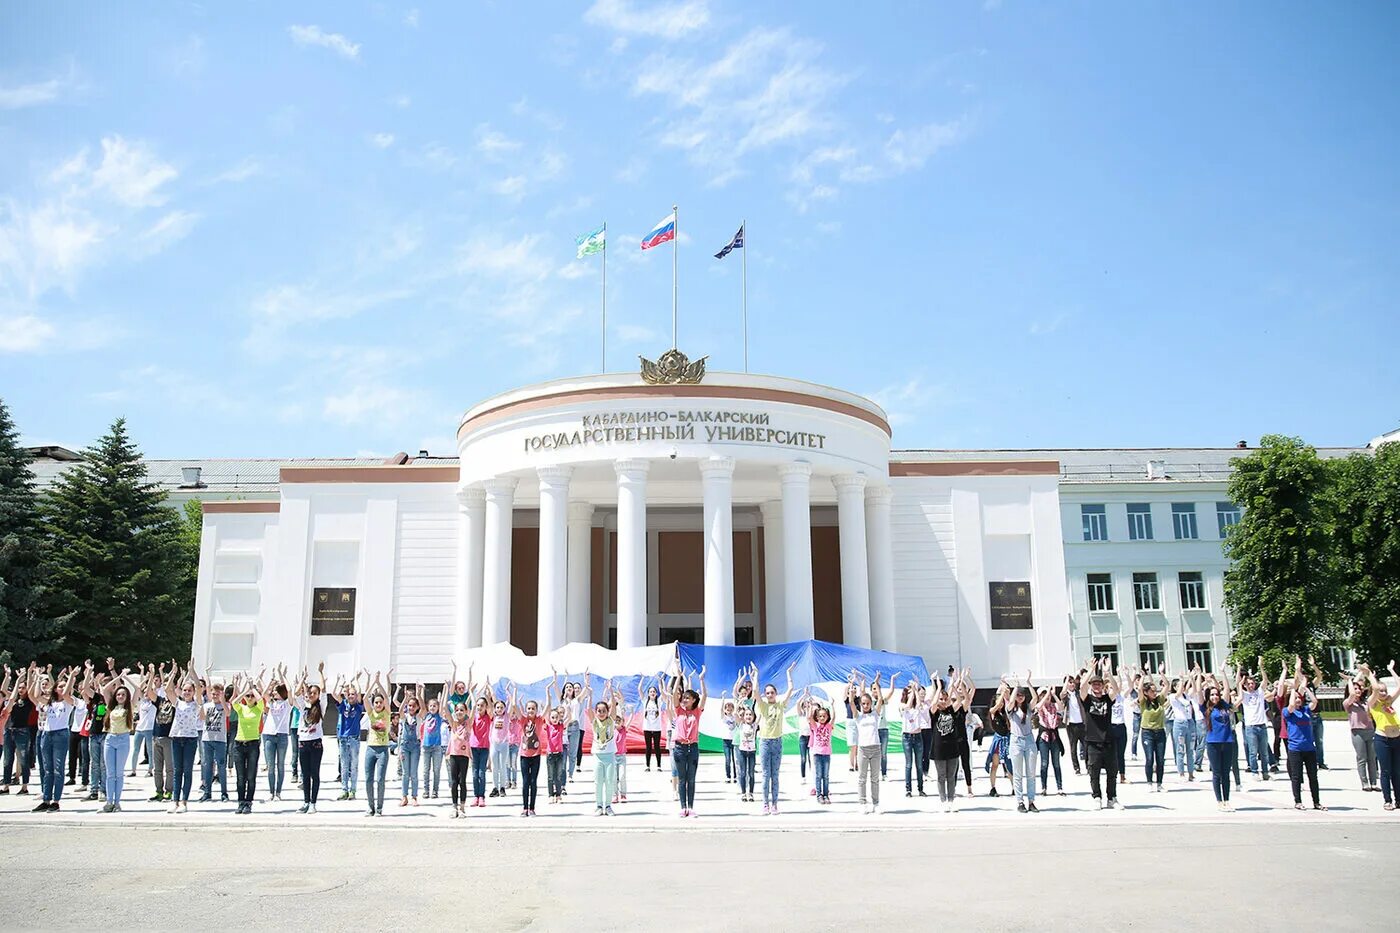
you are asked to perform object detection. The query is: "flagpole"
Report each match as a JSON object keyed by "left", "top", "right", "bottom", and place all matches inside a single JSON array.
[
  {"left": 742, "top": 219, "right": 748, "bottom": 373},
  {"left": 671, "top": 204, "right": 678, "bottom": 349},
  {"left": 601, "top": 222, "right": 607, "bottom": 372}
]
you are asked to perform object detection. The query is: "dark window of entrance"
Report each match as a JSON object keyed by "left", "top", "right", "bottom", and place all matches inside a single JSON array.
[{"left": 657, "top": 627, "right": 757, "bottom": 646}]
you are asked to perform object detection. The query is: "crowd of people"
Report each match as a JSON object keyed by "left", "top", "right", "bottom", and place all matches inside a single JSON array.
[{"left": 1, "top": 653, "right": 1397, "bottom": 820}]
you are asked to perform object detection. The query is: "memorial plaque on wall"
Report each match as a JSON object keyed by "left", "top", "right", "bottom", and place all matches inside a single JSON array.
[
  {"left": 989, "top": 581, "right": 1033, "bottom": 630},
  {"left": 310, "top": 587, "right": 356, "bottom": 635}
]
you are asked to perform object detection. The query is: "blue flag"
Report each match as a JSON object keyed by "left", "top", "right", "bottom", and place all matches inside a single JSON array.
[{"left": 714, "top": 223, "right": 744, "bottom": 259}]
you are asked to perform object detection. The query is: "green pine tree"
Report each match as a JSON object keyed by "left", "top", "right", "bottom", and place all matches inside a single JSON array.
[
  {"left": 0, "top": 397, "right": 62, "bottom": 665},
  {"left": 39, "top": 417, "right": 194, "bottom": 664}
]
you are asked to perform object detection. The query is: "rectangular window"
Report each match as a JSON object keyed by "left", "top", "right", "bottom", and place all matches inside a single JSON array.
[
  {"left": 1081, "top": 504, "right": 1108, "bottom": 542},
  {"left": 1127, "top": 503, "right": 1154, "bottom": 541},
  {"left": 1132, "top": 572, "right": 1161, "bottom": 611},
  {"left": 1178, "top": 571, "right": 1206, "bottom": 610},
  {"left": 1091, "top": 644, "right": 1120, "bottom": 669},
  {"left": 1217, "top": 501, "right": 1241, "bottom": 537},
  {"left": 1086, "top": 573, "right": 1115, "bottom": 612},
  {"left": 1172, "top": 502, "right": 1199, "bottom": 540},
  {"left": 1139, "top": 644, "right": 1166, "bottom": 673},
  {"left": 1186, "top": 641, "right": 1213, "bottom": 672}
]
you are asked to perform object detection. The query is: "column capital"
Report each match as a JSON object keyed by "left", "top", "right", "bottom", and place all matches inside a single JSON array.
[
  {"left": 778, "top": 461, "right": 812, "bottom": 482},
  {"left": 614, "top": 458, "right": 651, "bottom": 480},
  {"left": 698, "top": 455, "right": 736, "bottom": 479},
  {"left": 484, "top": 475, "right": 519, "bottom": 496},
  {"left": 832, "top": 472, "right": 869, "bottom": 494},
  {"left": 865, "top": 483, "right": 894, "bottom": 504},
  {"left": 536, "top": 464, "right": 574, "bottom": 486},
  {"left": 567, "top": 501, "right": 595, "bottom": 524},
  {"left": 456, "top": 485, "right": 486, "bottom": 508}
]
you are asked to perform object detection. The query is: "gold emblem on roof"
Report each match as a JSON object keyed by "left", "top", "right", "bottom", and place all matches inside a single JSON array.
[{"left": 639, "top": 348, "right": 707, "bottom": 385}]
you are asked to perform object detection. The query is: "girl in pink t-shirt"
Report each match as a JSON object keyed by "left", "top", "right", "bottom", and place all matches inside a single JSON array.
[
  {"left": 669, "top": 666, "right": 707, "bottom": 817},
  {"left": 447, "top": 705, "right": 472, "bottom": 817},
  {"left": 809, "top": 703, "right": 835, "bottom": 805},
  {"left": 468, "top": 697, "right": 492, "bottom": 808}
]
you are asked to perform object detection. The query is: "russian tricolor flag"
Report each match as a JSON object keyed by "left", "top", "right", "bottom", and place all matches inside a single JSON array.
[{"left": 640, "top": 212, "right": 676, "bottom": 250}]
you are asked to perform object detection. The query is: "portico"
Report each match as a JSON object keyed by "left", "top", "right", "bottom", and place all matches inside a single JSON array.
[{"left": 454, "top": 362, "right": 896, "bottom": 653}]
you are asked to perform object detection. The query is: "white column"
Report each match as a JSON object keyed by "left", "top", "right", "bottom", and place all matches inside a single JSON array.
[
  {"left": 759, "top": 500, "right": 786, "bottom": 644},
  {"left": 834, "top": 472, "right": 872, "bottom": 649},
  {"left": 481, "top": 476, "right": 518, "bottom": 646},
  {"left": 455, "top": 486, "right": 486, "bottom": 652},
  {"left": 535, "top": 466, "right": 572, "bottom": 656},
  {"left": 865, "top": 484, "right": 897, "bottom": 652},
  {"left": 779, "top": 462, "right": 814, "bottom": 641},
  {"left": 614, "top": 459, "right": 650, "bottom": 649},
  {"left": 700, "top": 456, "right": 736, "bottom": 647},
  {"left": 566, "top": 501, "right": 594, "bottom": 646}
]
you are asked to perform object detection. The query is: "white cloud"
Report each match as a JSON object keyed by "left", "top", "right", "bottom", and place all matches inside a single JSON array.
[
  {"left": 287, "top": 24, "right": 361, "bottom": 60},
  {"left": 868, "top": 376, "right": 950, "bottom": 428},
  {"left": 324, "top": 385, "right": 423, "bottom": 426},
  {"left": 392, "top": 94, "right": 412, "bottom": 109},
  {"left": 556, "top": 261, "right": 592, "bottom": 280},
  {"left": 416, "top": 143, "right": 457, "bottom": 170},
  {"left": 616, "top": 324, "right": 659, "bottom": 344},
  {"left": 211, "top": 158, "right": 261, "bottom": 183},
  {"left": 456, "top": 234, "right": 552, "bottom": 281},
  {"left": 884, "top": 120, "right": 967, "bottom": 172},
  {"left": 493, "top": 175, "right": 527, "bottom": 198},
  {"left": 404, "top": 8, "right": 420, "bottom": 28},
  {"left": 87, "top": 136, "right": 178, "bottom": 207},
  {"left": 475, "top": 124, "right": 522, "bottom": 157},
  {"left": 786, "top": 183, "right": 837, "bottom": 214},
  {"left": 585, "top": 0, "right": 710, "bottom": 39},
  {"left": 632, "top": 28, "right": 846, "bottom": 183},
  {"left": 167, "top": 34, "right": 206, "bottom": 77},
  {"left": 0, "top": 67, "right": 78, "bottom": 109},
  {"left": 134, "top": 210, "right": 199, "bottom": 256},
  {"left": 0, "top": 314, "right": 57, "bottom": 352},
  {"left": 369, "top": 132, "right": 396, "bottom": 149},
  {"left": 1029, "top": 313, "right": 1067, "bottom": 336}
]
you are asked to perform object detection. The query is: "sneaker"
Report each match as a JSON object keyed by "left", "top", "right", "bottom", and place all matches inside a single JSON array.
[
  {"left": 308, "top": 805, "right": 317, "bottom": 814},
  {"left": 1094, "top": 797, "right": 1103, "bottom": 810},
  {"left": 168, "top": 803, "right": 179, "bottom": 814},
  {"left": 337, "top": 791, "right": 349, "bottom": 801},
  {"left": 148, "top": 794, "right": 163, "bottom": 802},
  {"left": 1017, "top": 801, "right": 1026, "bottom": 813},
  {"left": 771, "top": 805, "right": 779, "bottom": 815},
  {"left": 604, "top": 806, "right": 615, "bottom": 816},
  {"left": 16, "top": 788, "right": 28, "bottom": 796},
  {"left": 84, "top": 793, "right": 98, "bottom": 802},
  {"left": 101, "top": 802, "right": 114, "bottom": 813},
  {"left": 1028, "top": 802, "right": 1040, "bottom": 813},
  {"left": 365, "top": 809, "right": 375, "bottom": 817},
  {"left": 32, "top": 801, "right": 49, "bottom": 813},
  {"left": 988, "top": 788, "right": 999, "bottom": 797},
  {"left": 906, "top": 791, "right": 913, "bottom": 798},
  {"left": 762, "top": 803, "right": 771, "bottom": 815},
  {"left": 1106, "top": 799, "right": 1119, "bottom": 810},
  {"left": 297, "top": 804, "right": 309, "bottom": 814},
  {"left": 594, "top": 807, "right": 605, "bottom": 816}
]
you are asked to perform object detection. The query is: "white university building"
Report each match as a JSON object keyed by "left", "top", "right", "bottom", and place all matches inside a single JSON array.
[{"left": 29, "top": 355, "right": 1382, "bottom": 683}]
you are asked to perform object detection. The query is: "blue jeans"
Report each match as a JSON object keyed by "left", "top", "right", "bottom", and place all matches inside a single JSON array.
[
  {"left": 566, "top": 724, "right": 581, "bottom": 778},
  {"left": 1312, "top": 716, "right": 1326, "bottom": 768},
  {"left": 262, "top": 733, "right": 288, "bottom": 795},
  {"left": 1243, "top": 724, "right": 1271, "bottom": 779},
  {"left": 130, "top": 731, "right": 153, "bottom": 772},
  {"left": 422, "top": 745, "right": 444, "bottom": 796},
  {"left": 878, "top": 727, "right": 889, "bottom": 777},
  {"left": 103, "top": 733, "right": 130, "bottom": 804},
  {"left": 3, "top": 728, "right": 33, "bottom": 787},
  {"left": 1206, "top": 741, "right": 1234, "bottom": 801},
  {"left": 1038, "top": 735, "right": 1063, "bottom": 791},
  {"left": 814, "top": 752, "right": 831, "bottom": 797},
  {"left": 338, "top": 735, "right": 360, "bottom": 794},
  {"left": 1010, "top": 734, "right": 1037, "bottom": 803},
  {"left": 1375, "top": 733, "right": 1400, "bottom": 804},
  {"left": 491, "top": 744, "right": 510, "bottom": 792},
  {"left": 1172, "top": 720, "right": 1196, "bottom": 776},
  {"left": 88, "top": 733, "right": 106, "bottom": 794},
  {"left": 798, "top": 734, "right": 810, "bottom": 778},
  {"left": 471, "top": 747, "right": 488, "bottom": 798},
  {"left": 722, "top": 738, "right": 735, "bottom": 779},
  {"left": 903, "top": 732, "right": 924, "bottom": 793},
  {"left": 674, "top": 742, "right": 699, "bottom": 809},
  {"left": 1141, "top": 728, "right": 1166, "bottom": 785},
  {"left": 1131, "top": 712, "right": 1141, "bottom": 756},
  {"left": 738, "top": 748, "right": 756, "bottom": 794},
  {"left": 171, "top": 736, "right": 198, "bottom": 801},
  {"left": 400, "top": 744, "right": 421, "bottom": 798},
  {"left": 363, "top": 744, "right": 388, "bottom": 812},
  {"left": 760, "top": 737, "right": 782, "bottom": 806},
  {"left": 40, "top": 729, "right": 69, "bottom": 801},
  {"left": 1193, "top": 720, "right": 1207, "bottom": 771},
  {"left": 201, "top": 739, "right": 227, "bottom": 797}
]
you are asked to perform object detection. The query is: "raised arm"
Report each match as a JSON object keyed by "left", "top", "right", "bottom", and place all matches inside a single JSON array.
[{"left": 780, "top": 662, "right": 797, "bottom": 707}]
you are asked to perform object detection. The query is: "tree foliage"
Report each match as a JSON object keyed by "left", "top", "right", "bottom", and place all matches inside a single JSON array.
[
  {"left": 0, "top": 398, "right": 62, "bottom": 665},
  {"left": 1223, "top": 435, "right": 1341, "bottom": 667},
  {"left": 38, "top": 417, "right": 194, "bottom": 663},
  {"left": 1333, "top": 443, "right": 1400, "bottom": 665}
]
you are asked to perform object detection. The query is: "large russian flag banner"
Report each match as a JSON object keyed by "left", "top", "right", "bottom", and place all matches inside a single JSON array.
[{"left": 640, "top": 212, "right": 676, "bottom": 250}]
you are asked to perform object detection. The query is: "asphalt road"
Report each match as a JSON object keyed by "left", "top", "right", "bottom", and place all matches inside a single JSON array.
[{"left": 1, "top": 820, "right": 1390, "bottom": 931}]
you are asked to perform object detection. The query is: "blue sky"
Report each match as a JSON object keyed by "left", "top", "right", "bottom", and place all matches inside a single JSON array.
[{"left": 2, "top": 1, "right": 1397, "bottom": 459}]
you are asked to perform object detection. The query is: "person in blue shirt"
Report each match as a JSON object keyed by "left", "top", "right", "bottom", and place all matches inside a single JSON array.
[
  {"left": 326, "top": 672, "right": 367, "bottom": 801},
  {"left": 1281, "top": 666, "right": 1325, "bottom": 811},
  {"left": 1200, "top": 680, "right": 1239, "bottom": 811}
]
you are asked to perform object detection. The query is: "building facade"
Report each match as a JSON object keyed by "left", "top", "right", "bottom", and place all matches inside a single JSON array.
[{"left": 26, "top": 369, "right": 1375, "bottom": 682}]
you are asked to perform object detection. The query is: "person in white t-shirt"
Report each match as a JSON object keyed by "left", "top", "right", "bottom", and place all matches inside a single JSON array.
[
  {"left": 1237, "top": 661, "right": 1276, "bottom": 781},
  {"left": 1168, "top": 679, "right": 1199, "bottom": 780}
]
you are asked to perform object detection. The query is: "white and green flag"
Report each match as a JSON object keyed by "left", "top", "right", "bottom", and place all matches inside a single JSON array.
[{"left": 575, "top": 224, "right": 605, "bottom": 258}]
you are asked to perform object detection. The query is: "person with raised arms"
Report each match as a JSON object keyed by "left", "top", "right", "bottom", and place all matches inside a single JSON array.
[
  {"left": 1359, "top": 661, "right": 1400, "bottom": 809},
  {"left": 670, "top": 665, "right": 706, "bottom": 817},
  {"left": 746, "top": 660, "right": 797, "bottom": 815},
  {"left": 1078, "top": 656, "right": 1121, "bottom": 810},
  {"left": 1281, "top": 656, "right": 1325, "bottom": 811}
]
